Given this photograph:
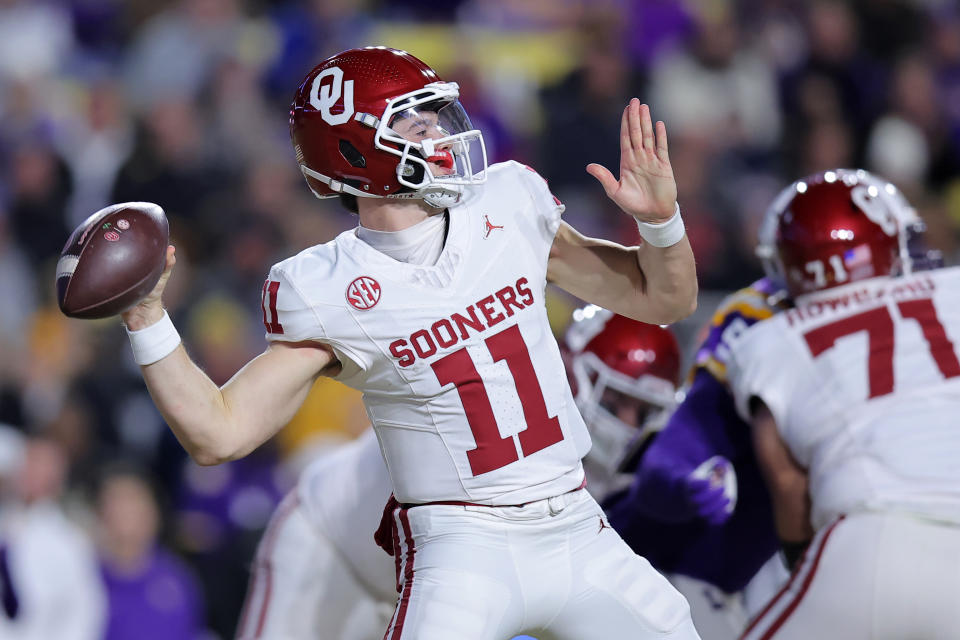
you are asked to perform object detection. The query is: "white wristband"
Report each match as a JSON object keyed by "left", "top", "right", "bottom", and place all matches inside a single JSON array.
[
  {"left": 636, "top": 203, "right": 685, "bottom": 248},
  {"left": 126, "top": 310, "right": 181, "bottom": 366}
]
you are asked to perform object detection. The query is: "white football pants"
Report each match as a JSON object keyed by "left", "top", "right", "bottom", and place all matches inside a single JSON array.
[
  {"left": 235, "top": 493, "right": 395, "bottom": 640},
  {"left": 669, "top": 553, "right": 789, "bottom": 640},
  {"left": 741, "top": 511, "right": 960, "bottom": 640},
  {"left": 383, "top": 488, "right": 702, "bottom": 640}
]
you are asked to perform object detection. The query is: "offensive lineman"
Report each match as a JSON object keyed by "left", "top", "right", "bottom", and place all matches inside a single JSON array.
[
  {"left": 119, "top": 47, "right": 700, "bottom": 639},
  {"left": 234, "top": 429, "right": 395, "bottom": 640},
  {"left": 606, "top": 169, "right": 941, "bottom": 639},
  {"left": 727, "top": 169, "right": 960, "bottom": 639}
]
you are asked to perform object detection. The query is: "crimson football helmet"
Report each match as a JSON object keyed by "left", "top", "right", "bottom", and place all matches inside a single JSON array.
[
  {"left": 755, "top": 168, "right": 937, "bottom": 299},
  {"left": 566, "top": 306, "right": 681, "bottom": 478},
  {"left": 290, "top": 46, "right": 487, "bottom": 209}
]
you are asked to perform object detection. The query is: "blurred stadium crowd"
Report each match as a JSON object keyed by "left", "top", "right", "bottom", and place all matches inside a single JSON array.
[{"left": 0, "top": 0, "right": 959, "bottom": 638}]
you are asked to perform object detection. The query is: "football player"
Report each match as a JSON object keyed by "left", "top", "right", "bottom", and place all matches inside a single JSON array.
[
  {"left": 564, "top": 305, "right": 682, "bottom": 500},
  {"left": 120, "top": 47, "right": 701, "bottom": 639},
  {"left": 604, "top": 169, "right": 941, "bottom": 639},
  {"left": 584, "top": 269, "right": 790, "bottom": 640},
  {"left": 237, "top": 306, "right": 683, "bottom": 640},
  {"left": 234, "top": 429, "right": 395, "bottom": 640},
  {"left": 727, "top": 169, "right": 960, "bottom": 639}
]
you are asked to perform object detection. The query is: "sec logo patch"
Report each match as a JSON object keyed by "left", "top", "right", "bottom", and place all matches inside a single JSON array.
[{"left": 346, "top": 276, "right": 381, "bottom": 310}]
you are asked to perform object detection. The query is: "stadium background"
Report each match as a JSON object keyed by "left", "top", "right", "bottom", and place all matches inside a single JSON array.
[{"left": 0, "top": 0, "right": 958, "bottom": 638}]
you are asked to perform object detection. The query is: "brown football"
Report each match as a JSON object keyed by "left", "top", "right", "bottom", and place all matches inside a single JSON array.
[{"left": 56, "top": 202, "right": 169, "bottom": 319}]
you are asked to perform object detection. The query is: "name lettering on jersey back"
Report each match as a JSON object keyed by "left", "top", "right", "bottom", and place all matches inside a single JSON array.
[
  {"left": 389, "top": 277, "right": 535, "bottom": 367},
  {"left": 785, "top": 276, "right": 936, "bottom": 327}
]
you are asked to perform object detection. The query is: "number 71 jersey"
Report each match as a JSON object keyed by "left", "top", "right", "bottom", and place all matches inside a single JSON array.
[
  {"left": 727, "top": 267, "right": 960, "bottom": 529},
  {"left": 261, "top": 162, "right": 591, "bottom": 505}
]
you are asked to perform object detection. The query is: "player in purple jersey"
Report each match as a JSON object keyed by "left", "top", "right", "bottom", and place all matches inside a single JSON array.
[{"left": 604, "top": 276, "right": 791, "bottom": 638}]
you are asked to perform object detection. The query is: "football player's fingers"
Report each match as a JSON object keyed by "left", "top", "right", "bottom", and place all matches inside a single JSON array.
[
  {"left": 627, "top": 98, "right": 645, "bottom": 153},
  {"left": 639, "top": 103, "right": 655, "bottom": 151},
  {"left": 655, "top": 120, "right": 670, "bottom": 162},
  {"left": 165, "top": 245, "right": 176, "bottom": 270},
  {"left": 586, "top": 163, "right": 618, "bottom": 196},
  {"left": 619, "top": 104, "right": 632, "bottom": 156}
]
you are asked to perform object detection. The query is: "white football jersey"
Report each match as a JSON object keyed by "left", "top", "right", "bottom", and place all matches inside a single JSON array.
[
  {"left": 263, "top": 162, "right": 591, "bottom": 504},
  {"left": 728, "top": 267, "right": 960, "bottom": 530},
  {"left": 296, "top": 429, "right": 396, "bottom": 604}
]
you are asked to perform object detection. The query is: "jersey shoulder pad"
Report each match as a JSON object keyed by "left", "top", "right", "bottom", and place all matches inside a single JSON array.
[
  {"left": 261, "top": 241, "right": 339, "bottom": 343},
  {"left": 485, "top": 161, "right": 565, "bottom": 240},
  {"left": 726, "top": 316, "right": 796, "bottom": 430},
  {"left": 694, "top": 278, "right": 789, "bottom": 383}
]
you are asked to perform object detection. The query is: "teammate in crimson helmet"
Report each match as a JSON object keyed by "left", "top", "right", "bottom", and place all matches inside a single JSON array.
[
  {"left": 565, "top": 306, "right": 681, "bottom": 497},
  {"left": 755, "top": 168, "right": 941, "bottom": 299}
]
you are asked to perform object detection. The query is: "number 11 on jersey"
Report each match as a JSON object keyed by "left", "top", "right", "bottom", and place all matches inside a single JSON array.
[{"left": 431, "top": 324, "right": 565, "bottom": 476}]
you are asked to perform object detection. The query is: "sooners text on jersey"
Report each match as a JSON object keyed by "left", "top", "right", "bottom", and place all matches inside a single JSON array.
[{"left": 261, "top": 162, "right": 592, "bottom": 505}]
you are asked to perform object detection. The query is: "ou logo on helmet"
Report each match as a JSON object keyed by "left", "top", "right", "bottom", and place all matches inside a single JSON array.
[
  {"left": 310, "top": 66, "right": 354, "bottom": 126},
  {"left": 851, "top": 185, "right": 897, "bottom": 236}
]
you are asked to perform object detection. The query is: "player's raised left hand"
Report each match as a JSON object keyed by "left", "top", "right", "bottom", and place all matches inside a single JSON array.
[{"left": 586, "top": 99, "right": 677, "bottom": 224}]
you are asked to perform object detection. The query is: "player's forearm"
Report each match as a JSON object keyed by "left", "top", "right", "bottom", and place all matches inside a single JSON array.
[
  {"left": 140, "top": 341, "right": 327, "bottom": 464},
  {"left": 770, "top": 476, "right": 814, "bottom": 543},
  {"left": 633, "top": 235, "right": 698, "bottom": 324},
  {"left": 547, "top": 224, "right": 696, "bottom": 324},
  {"left": 750, "top": 403, "right": 814, "bottom": 541},
  {"left": 138, "top": 345, "right": 250, "bottom": 465}
]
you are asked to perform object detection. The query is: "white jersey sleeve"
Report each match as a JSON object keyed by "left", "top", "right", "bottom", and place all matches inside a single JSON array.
[
  {"left": 727, "top": 319, "right": 803, "bottom": 444},
  {"left": 260, "top": 251, "right": 369, "bottom": 376},
  {"left": 513, "top": 162, "right": 565, "bottom": 245}
]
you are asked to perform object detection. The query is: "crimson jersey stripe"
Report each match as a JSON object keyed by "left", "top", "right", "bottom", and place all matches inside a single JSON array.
[
  {"left": 261, "top": 279, "right": 284, "bottom": 334},
  {"left": 386, "top": 508, "right": 416, "bottom": 640},
  {"left": 741, "top": 517, "right": 844, "bottom": 640},
  {"left": 236, "top": 494, "right": 299, "bottom": 638}
]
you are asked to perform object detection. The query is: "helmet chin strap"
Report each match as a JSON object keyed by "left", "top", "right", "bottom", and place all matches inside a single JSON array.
[{"left": 421, "top": 184, "right": 463, "bottom": 208}]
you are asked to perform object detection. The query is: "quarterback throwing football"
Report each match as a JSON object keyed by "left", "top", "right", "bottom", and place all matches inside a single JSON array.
[{"left": 120, "top": 47, "right": 700, "bottom": 639}]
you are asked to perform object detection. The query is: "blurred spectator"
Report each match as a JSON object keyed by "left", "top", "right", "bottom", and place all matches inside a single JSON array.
[
  {"left": 866, "top": 52, "right": 960, "bottom": 190},
  {"left": 853, "top": 0, "right": 927, "bottom": 64},
  {"left": 0, "top": 0, "right": 73, "bottom": 84},
  {"left": 263, "top": 0, "right": 374, "bottom": 97},
  {"left": 455, "top": 0, "right": 580, "bottom": 31},
  {"left": 649, "top": 4, "right": 781, "bottom": 152},
  {"left": 122, "top": 0, "right": 247, "bottom": 109},
  {"left": 174, "top": 449, "right": 288, "bottom": 639},
  {"left": 96, "top": 463, "right": 206, "bottom": 640},
  {"left": 7, "top": 144, "right": 72, "bottom": 267},
  {"left": 0, "top": 435, "right": 106, "bottom": 640},
  {"left": 622, "top": 0, "right": 695, "bottom": 68},
  {"left": 55, "top": 79, "right": 134, "bottom": 229},
  {"left": 933, "top": 9, "right": 960, "bottom": 154},
  {"left": 538, "top": 16, "right": 646, "bottom": 194},
  {"left": 780, "top": 1, "right": 886, "bottom": 155},
  {"left": 111, "top": 99, "right": 225, "bottom": 259},
  {"left": 0, "top": 211, "right": 37, "bottom": 348}
]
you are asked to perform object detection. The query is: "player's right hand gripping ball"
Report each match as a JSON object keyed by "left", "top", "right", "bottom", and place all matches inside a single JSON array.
[{"left": 56, "top": 202, "right": 169, "bottom": 319}]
